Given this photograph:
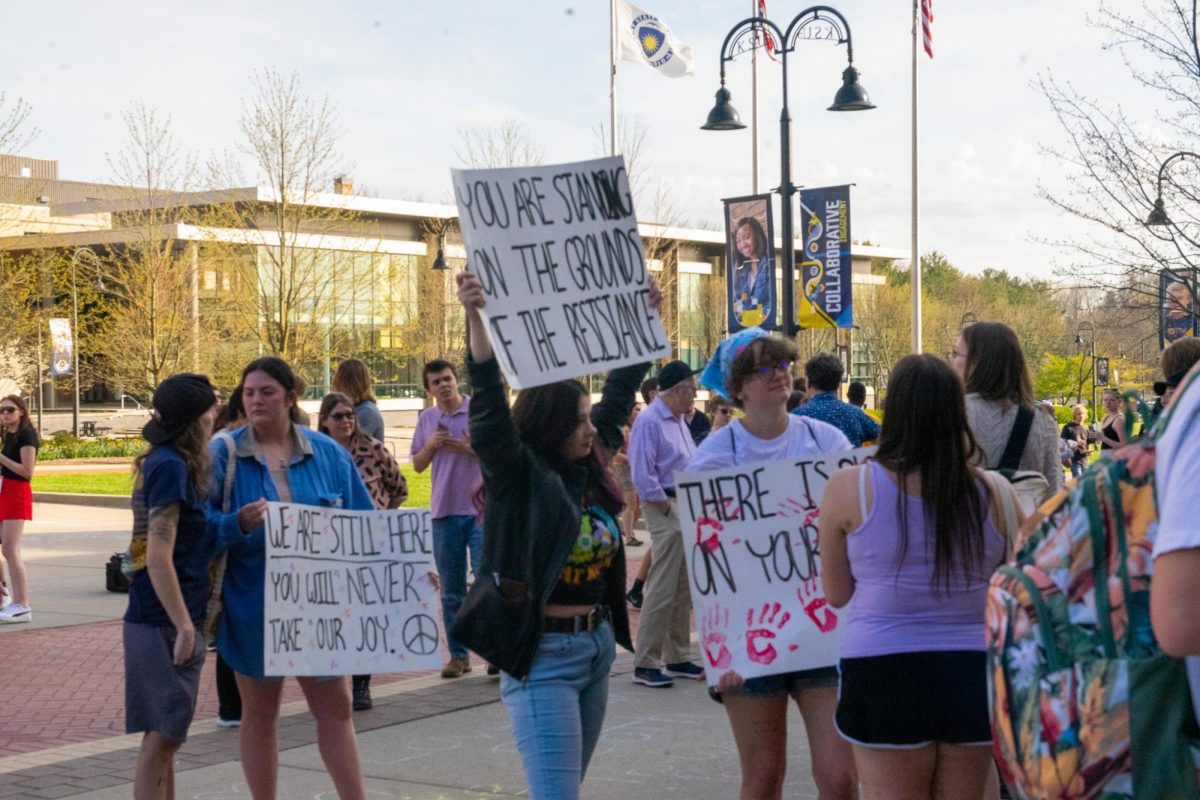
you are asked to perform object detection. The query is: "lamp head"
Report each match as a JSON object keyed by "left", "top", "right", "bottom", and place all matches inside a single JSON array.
[
  {"left": 1146, "top": 197, "right": 1172, "bottom": 226},
  {"left": 701, "top": 86, "right": 746, "bottom": 131},
  {"left": 431, "top": 246, "right": 450, "bottom": 270},
  {"left": 828, "top": 65, "right": 875, "bottom": 111}
]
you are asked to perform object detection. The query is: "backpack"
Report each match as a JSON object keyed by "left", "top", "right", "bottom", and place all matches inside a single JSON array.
[
  {"left": 989, "top": 404, "right": 1052, "bottom": 516},
  {"left": 986, "top": 377, "right": 1200, "bottom": 799}
]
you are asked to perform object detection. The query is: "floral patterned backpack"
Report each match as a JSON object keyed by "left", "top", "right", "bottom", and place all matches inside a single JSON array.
[{"left": 986, "top": 377, "right": 1200, "bottom": 800}]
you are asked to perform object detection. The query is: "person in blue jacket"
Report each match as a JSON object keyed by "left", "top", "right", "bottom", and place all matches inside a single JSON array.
[{"left": 207, "top": 356, "right": 373, "bottom": 800}]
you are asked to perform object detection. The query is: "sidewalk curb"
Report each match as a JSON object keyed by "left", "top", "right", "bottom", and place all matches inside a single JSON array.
[{"left": 33, "top": 492, "right": 129, "bottom": 509}]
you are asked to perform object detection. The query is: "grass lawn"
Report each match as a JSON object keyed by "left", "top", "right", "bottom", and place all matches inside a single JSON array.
[{"left": 34, "top": 465, "right": 434, "bottom": 508}]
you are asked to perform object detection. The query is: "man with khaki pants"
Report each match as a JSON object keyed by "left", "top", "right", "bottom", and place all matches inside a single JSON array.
[{"left": 628, "top": 360, "right": 703, "bottom": 688}]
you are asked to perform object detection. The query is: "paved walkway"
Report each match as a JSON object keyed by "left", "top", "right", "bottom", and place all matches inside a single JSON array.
[{"left": 3, "top": 504, "right": 820, "bottom": 798}]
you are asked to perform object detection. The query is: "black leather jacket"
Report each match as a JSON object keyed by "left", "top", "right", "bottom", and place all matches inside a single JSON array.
[{"left": 449, "top": 356, "right": 649, "bottom": 679}]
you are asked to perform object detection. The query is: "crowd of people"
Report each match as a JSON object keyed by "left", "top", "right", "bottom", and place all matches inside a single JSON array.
[{"left": 6, "top": 267, "right": 1200, "bottom": 799}]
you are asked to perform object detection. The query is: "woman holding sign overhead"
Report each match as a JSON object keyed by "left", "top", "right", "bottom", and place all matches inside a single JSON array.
[
  {"left": 452, "top": 267, "right": 657, "bottom": 800},
  {"left": 207, "top": 357, "right": 373, "bottom": 800},
  {"left": 819, "top": 354, "right": 1021, "bottom": 799},
  {"left": 689, "top": 328, "right": 857, "bottom": 800}
]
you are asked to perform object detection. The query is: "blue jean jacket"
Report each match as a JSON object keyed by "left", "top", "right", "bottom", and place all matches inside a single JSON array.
[{"left": 207, "top": 424, "right": 373, "bottom": 677}]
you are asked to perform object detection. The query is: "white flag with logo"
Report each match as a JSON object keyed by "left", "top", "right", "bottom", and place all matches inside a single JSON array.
[{"left": 615, "top": 0, "right": 694, "bottom": 78}]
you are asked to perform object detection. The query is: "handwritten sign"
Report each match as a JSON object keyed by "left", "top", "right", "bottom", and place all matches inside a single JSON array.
[
  {"left": 674, "top": 447, "right": 874, "bottom": 687},
  {"left": 450, "top": 155, "right": 672, "bottom": 389},
  {"left": 263, "top": 502, "right": 442, "bottom": 676}
]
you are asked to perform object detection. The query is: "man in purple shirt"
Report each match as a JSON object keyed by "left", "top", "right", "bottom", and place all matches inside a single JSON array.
[
  {"left": 629, "top": 360, "right": 704, "bottom": 688},
  {"left": 411, "top": 359, "right": 483, "bottom": 679}
]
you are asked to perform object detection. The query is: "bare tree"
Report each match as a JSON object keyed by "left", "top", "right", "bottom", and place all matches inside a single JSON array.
[
  {"left": 0, "top": 93, "right": 36, "bottom": 155},
  {"left": 207, "top": 70, "right": 381, "bottom": 374},
  {"left": 455, "top": 119, "right": 544, "bottom": 169},
  {"left": 1038, "top": 1, "right": 1200, "bottom": 316}
]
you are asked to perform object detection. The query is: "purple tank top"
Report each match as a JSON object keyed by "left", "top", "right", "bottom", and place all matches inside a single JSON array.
[{"left": 839, "top": 461, "right": 1006, "bottom": 658}]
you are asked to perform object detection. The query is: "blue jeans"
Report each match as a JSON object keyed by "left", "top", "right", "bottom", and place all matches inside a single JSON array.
[
  {"left": 1070, "top": 460, "right": 1086, "bottom": 478},
  {"left": 500, "top": 622, "right": 615, "bottom": 800},
  {"left": 432, "top": 515, "right": 484, "bottom": 660}
]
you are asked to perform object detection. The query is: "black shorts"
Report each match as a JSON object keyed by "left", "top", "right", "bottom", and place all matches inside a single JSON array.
[{"left": 836, "top": 650, "right": 992, "bottom": 748}]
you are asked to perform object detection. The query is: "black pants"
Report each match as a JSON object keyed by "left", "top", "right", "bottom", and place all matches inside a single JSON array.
[{"left": 216, "top": 652, "right": 242, "bottom": 721}]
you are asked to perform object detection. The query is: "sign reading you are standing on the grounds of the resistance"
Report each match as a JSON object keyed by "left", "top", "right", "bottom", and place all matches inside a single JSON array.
[
  {"left": 450, "top": 156, "right": 672, "bottom": 389},
  {"left": 262, "top": 502, "right": 442, "bottom": 676}
]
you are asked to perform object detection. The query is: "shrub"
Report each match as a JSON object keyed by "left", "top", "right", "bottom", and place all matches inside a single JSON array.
[{"left": 38, "top": 434, "right": 145, "bottom": 461}]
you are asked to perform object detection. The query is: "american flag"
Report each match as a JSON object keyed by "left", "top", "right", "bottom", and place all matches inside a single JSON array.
[
  {"left": 921, "top": 0, "right": 933, "bottom": 58},
  {"left": 758, "top": 0, "right": 778, "bottom": 60}
]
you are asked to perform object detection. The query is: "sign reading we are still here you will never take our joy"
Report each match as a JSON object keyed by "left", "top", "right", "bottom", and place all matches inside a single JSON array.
[
  {"left": 263, "top": 502, "right": 442, "bottom": 677},
  {"left": 451, "top": 156, "right": 672, "bottom": 389},
  {"left": 674, "top": 447, "right": 875, "bottom": 687}
]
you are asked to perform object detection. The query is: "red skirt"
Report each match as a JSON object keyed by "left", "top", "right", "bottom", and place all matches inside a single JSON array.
[{"left": 0, "top": 478, "right": 32, "bottom": 521}]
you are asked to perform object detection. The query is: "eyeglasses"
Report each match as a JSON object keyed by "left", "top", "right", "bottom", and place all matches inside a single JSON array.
[
  {"left": 0, "top": 407, "right": 18, "bottom": 415},
  {"left": 327, "top": 412, "right": 355, "bottom": 422},
  {"left": 714, "top": 408, "right": 733, "bottom": 415},
  {"left": 754, "top": 361, "right": 793, "bottom": 376}
]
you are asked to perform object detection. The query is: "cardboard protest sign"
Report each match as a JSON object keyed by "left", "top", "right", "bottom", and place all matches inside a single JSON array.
[
  {"left": 450, "top": 155, "right": 671, "bottom": 389},
  {"left": 263, "top": 502, "right": 441, "bottom": 676},
  {"left": 674, "top": 447, "right": 875, "bottom": 686}
]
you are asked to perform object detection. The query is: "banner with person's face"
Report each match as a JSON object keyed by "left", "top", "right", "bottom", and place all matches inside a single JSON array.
[
  {"left": 1160, "top": 267, "right": 1197, "bottom": 349},
  {"left": 724, "top": 194, "right": 777, "bottom": 332},
  {"left": 48, "top": 318, "right": 73, "bottom": 377},
  {"left": 798, "top": 185, "right": 853, "bottom": 329}
]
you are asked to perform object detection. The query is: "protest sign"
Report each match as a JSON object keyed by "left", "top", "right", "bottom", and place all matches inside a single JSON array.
[
  {"left": 450, "top": 155, "right": 671, "bottom": 389},
  {"left": 674, "top": 447, "right": 874, "bottom": 687},
  {"left": 263, "top": 502, "right": 441, "bottom": 676}
]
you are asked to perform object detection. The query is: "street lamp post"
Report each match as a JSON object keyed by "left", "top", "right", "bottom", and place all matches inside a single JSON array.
[
  {"left": 702, "top": 6, "right": 874, "bottom": 338},
  {"left": 1076, "top": 321, "right": 1097, "bottom": 417},
  {"left": 431, "top": 217, "right": 471, "bottom": 352},
  {"left": 69, "top": 248, "right": 100, "bottom": 438},
  {"left": 1145, "top": 151, "right": 1200, "bottom": 232}
]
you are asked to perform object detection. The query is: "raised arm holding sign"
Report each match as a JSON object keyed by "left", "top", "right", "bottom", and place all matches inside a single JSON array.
[{"left": 450, "top": 156, "right": 671, "bottom": 388}]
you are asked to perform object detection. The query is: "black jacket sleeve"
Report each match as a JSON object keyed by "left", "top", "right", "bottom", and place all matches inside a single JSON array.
[
  {"left": 467, "top": 356, "right": 528, "bottom": 495},
  {"left": 591, "top": 362, "right": 651, "bottom": 455}
]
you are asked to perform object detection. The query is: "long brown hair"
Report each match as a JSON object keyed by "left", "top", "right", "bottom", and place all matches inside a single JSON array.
[
  {"left": 511, "top": 379, "right": 622, "bottom": 516},
  {"left": 133, "top": 415, "right": 212, "bottom": 497},
  {"left": 317, "top": 392, "right": 355, "bottom": 437},
  {"left": 961, "top": 322, "right": 1033, "bottom": 406},
  {"left": 333, "top": 358, "right": 377, "bottom": 405},
  {"left": 0, "top": 395, "right": 33, "bottom": 448},
  {"left": 874, "top": 354, "right": 987, "bottom": 592}
]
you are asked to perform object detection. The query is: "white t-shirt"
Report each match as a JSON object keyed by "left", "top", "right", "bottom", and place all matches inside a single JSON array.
[
  {"left": 688, "top": 416, "right": 852, "bottom": 472},
  {"left": 1152, "top": 377, "right": 1200, "bottom": 721}
]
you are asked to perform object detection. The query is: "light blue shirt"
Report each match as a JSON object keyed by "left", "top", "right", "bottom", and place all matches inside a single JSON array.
[
  {"left": 628, "top": 397, "right": 697, "bottom": 503},
  {"left": 207, "top": 424, "right": 373, "bottom": 678}
]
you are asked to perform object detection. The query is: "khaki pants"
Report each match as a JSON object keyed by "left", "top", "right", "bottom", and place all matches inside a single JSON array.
[{"left": 633, "top": 500, "right": 694, "bottom": 669}]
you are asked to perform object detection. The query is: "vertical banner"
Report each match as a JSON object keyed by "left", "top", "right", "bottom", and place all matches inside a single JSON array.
[
  {"left": 1160, "top": 267, "right": 1197, "bottom": 349},
  {"left": 724, "top": 194, "right": 777, "bottom": 332},
  {"left": 1095, "top": 358, "right": 1110, "bottom": 387},
  {"left": 263, "top": 502, "right": 442, "bottom": 676},
  {"left": 450, "top": 156, "right": 671, "bottom": 389},
  {"left": 798, "top": 185, "right": 853, "bottom": 329},
  {"left": 48, "top": 318, "right": 73, "bottom": 377},
  {"left": 673, "top": 446, "right": 875, "bottom": 686}
]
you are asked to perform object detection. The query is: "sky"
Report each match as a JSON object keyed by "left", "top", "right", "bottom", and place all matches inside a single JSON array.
[{"left": 0, "top": 0, "right": 1168, "bottom": 280}]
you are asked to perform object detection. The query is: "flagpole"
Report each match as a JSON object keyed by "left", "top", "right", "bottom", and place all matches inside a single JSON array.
[
  {"left": 751, "top": 0, "right": 759, "bottom": 193},
  {"left": 610, "top": 0, "right": 618, "bottom": 156},
  {"left": 910, "top": 0, "right": 922, "bottom": 354}
]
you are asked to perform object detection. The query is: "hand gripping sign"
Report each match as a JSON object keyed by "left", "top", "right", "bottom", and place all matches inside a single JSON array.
[
  {"left": 674, "top": 447, "right": 874, "bottom": 687},
  {"left": 263, "top": 502, "right": 441, "bottom": 676},
  {"left": 450, "top": 156, "right": 672, "bottom": 389}
]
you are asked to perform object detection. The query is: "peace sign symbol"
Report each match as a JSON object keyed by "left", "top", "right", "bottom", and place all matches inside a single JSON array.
[{"left": 402, "top": 614, "right": 440, "bottom": 655}]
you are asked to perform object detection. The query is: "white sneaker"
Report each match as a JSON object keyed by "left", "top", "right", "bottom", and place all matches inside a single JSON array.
[
  {"left": 216, "top": 717, "right": 241, "bottom": 728},
  {"left": 0, "top": 603, "right": 31, "bottom": 623}
]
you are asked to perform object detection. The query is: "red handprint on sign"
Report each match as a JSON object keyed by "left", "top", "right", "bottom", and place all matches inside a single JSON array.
[
  {"left": 699, "top": 605, "right": 733, "bottom": 670},
  {"left": 746, "top": 602, "right": 792, "bottom": 665},
  {"left": 798, "top": 577, "right": 837, "bottom": 633},
  {"left": 695, "top": 516, "right": 723, "bottom": 553}
]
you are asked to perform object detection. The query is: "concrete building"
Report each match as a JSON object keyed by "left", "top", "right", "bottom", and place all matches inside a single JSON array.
[{"left": 0, "top": 155, "right": 905, "bottom": 409}]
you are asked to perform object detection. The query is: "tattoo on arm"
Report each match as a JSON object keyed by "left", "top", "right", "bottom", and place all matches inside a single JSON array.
[{"left": 147, "top": 504, "right": 181, "bottom": 543}]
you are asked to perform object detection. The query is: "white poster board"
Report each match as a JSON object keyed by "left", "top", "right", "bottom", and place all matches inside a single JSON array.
[
  {"left": 673, "top": 447, "right": 875, "bottom": 687},
  {"left": 263, "top": 502, "right": 442, "bottom": 676},
  {"left": 450, "top": 155, "right": 672, "bottom": 389}
]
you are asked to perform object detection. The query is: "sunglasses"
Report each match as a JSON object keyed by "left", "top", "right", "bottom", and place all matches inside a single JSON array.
[
  {"left": 754, "top": 361, "right": 793, "bottom": 376},
  {"left": 327, "top": 412, "right": 355, "bottom": 422},
  {"left": 714, "top": 408, "right": 733, "bottom": 415},
  {"left": 0, "top": 407, "right": 18, "bottom": 415}
]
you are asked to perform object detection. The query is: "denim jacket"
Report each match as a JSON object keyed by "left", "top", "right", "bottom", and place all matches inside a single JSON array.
[
  {"left": 206, "top": 424, "right": 373, "bottom": 677},
  {"left": 452, "top": 356, "right": 648, "bottom": 679}
]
